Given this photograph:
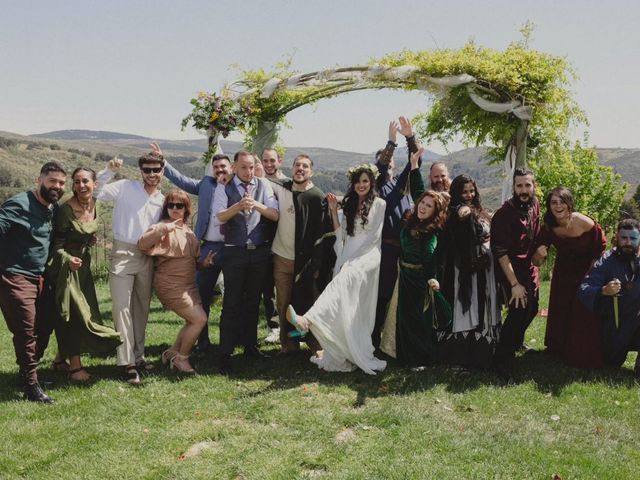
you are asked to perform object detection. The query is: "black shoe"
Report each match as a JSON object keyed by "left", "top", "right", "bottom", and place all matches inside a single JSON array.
[
  {"left": 219, "top": 355, "right": 233, "bottom": 375},
  {"left": 244, "top": 345, "right": 270, "bottom": 359},
  {"left": 23, "top": 383, "right": 54, "bottom": 404}
]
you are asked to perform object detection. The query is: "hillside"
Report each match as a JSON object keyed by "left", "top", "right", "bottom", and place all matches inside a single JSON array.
[{"left": 1, "top": 130, "right": 638, "bottom": 211}]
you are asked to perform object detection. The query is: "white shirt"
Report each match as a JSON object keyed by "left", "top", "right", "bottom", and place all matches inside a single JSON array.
[
  {"left": 270, "top": 180, "right": 315, "bottom": 261},
  {"left": 203, "top": 210, "right": 225, "bottom": 242},
  {"left": 95, "top": 169, "right": 164, "bottom": 244}
]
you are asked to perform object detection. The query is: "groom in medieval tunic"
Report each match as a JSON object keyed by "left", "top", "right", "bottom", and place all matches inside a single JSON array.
[{"left": 268, "top": 153, "right": 335, "bottom": 354}]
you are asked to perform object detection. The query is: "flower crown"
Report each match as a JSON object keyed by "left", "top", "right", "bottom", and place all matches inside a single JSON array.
[{"left": 346, "top": 163, "right": 380, "bottom": 181}]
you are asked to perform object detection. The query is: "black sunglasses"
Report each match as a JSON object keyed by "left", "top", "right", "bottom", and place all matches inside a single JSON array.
[
  {"left": 141, "top": 167, "right": 163, "bottom": 174},
  {"left": 167, "top": 203, "right": 185, "bottom": 210}
]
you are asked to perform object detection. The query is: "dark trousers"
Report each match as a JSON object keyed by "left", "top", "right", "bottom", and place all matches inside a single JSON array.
[
  {"left": 0, "top": 272, "right": 44, "bottom": 385},
  {"left": 195, "top": 241, "right": 225, "bottom": 347},
  {"left": 219, "top": 245, "right": 270, "bottom": 355},
  {"left": 372, "top": 242, "right": 401, "bottom": 349},
  {"left": 494, "top": 290, "right": 539, "bottom": 368}
]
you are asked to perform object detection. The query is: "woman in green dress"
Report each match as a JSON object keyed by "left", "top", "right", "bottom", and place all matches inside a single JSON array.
[
  {"left": 383, "top": 148, "right": 448, "bottom": 366},
  {"left": 48, "top": 167, "right": 121, "bottom": 382}
]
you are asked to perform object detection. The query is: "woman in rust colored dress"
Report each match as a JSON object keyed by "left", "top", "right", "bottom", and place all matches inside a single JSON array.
[
  {"left": 138, "top": 190, "right": 214, "bottom": 373},
  {"left": 532, "top": 187, "right": 607, "bottom": 368}
]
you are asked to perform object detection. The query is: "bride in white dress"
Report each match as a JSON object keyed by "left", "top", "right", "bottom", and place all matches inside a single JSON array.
[{"left": 287, "top": 164, "right": 387, "bottom": 374}]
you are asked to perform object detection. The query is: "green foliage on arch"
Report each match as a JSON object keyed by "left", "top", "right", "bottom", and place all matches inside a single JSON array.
[{"left": 182, "top": 39, "right": 625, "bottom": 224}]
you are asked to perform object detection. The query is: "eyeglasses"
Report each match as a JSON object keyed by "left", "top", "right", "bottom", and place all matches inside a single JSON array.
[
  {"left": 141, "top": 167, "right": 163, "bottom": 174},
  {"left": 167, "top": 203, "right": 185, "bottom": 210}
]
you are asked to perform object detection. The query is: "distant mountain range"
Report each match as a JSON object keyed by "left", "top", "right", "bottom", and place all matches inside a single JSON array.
[{"left": 31, "top": 129, "right": 151, "bottom": 141}]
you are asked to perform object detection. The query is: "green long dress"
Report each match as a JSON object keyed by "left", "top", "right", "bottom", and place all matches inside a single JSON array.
[
  {"left": 395, "top": 169, "right": 439, "bottom": 366},
  {"left": 47, "top": 202, "right": 121, "bottom": 357}
]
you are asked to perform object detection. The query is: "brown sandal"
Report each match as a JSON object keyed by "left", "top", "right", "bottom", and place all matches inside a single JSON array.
[{"left": 68, "top": 367, "right": 93, "bottom": 383}]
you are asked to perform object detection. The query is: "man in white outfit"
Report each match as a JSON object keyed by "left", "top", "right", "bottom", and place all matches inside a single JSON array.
[{"left": 95, "top": 151, "right": 165, "bottom": 384}]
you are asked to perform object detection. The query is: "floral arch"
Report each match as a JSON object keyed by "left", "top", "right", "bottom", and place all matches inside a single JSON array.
[{"left": 182, "top": 41, "right": 582, "bottom": 200}]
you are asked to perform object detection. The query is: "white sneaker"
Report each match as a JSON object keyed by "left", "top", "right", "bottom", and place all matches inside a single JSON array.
[{"left": 265, "top": 327, "right": 280, "bottom": 343}]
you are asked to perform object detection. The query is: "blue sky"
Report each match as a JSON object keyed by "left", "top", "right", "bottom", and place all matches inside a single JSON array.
[{"left": 1, "top": 0, "right": 637, "bottom": 153}]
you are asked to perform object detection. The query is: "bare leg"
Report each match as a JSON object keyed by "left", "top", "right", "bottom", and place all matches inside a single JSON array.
[
  {"left": 169, "top": 304, "right": 207, "bottom": 373},
  {"left": 68, "top": 355, "right": 91, "bottom": 382}
]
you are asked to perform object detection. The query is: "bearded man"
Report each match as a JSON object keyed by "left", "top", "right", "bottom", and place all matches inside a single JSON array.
[
  {"left": 579, "top": 218, "right": 640, "bottom": 378},
  {"left": 490, "top": 167, "right": 541, "bottom": 381},
  {"left": 0, "top": 161, "right": 67, "bottom": 403},
  {"left": 429, "top": 161, "right": 451, "bottom": 193},
  {"left": 269, "top": 154, "right": 333, "bottom": 354}
]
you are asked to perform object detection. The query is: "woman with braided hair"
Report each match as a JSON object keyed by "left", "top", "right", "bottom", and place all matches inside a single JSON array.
[{"left": 286, "top": 164, "right": 387, "bottom": 374}]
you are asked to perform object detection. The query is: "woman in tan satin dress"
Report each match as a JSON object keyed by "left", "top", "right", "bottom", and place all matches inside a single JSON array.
[{"left": 138, "top": 190, "right": 214, "bottom": 373}]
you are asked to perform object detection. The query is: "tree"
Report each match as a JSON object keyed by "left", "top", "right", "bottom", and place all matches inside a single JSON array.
[{"left": 534, "top": 141, "right": 626, "bottom": 233}]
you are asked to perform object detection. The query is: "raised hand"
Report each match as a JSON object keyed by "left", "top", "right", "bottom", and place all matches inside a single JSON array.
[
  {"left": 388, "top": 121, "right": 399, "bottom": 144},
  {"left": 458, "top": 206, "right": 471, "bottom": 219},
  {"left": 150, "top": 142, "right": 163, "bottom": 157},
  {"left": 108, "top": 157, "right": 123, "bottom": 171},
  {"left": 164, "top": 218, "right": 183, "bottom": 232},
  {"left": 326, "top": 192, "right": 338, "bottom": 213},
  {"left": 398, "top": 116, "right": 413, "bottom": 137},
  {"left": 410, "top": 147, "right": 423, "bottom": 170}
]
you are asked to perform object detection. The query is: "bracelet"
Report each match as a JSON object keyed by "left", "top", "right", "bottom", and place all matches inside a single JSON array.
[{"left": 511, "top": 282, "right": 519, "bottom": 288}]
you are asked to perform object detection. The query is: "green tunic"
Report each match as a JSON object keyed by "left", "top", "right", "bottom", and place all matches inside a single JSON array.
[
  {"left": 46, "top": 202, "right": 121, "bottom": 357},
  {"left": 396, "top": 228, "right": 439, "bottom": 365},
  {"left": 395, "top": 169, "right": 439, "bottom": 365}
]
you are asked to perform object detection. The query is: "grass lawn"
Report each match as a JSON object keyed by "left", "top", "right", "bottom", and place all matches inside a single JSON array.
[{"left": 1, "top": 281, "right": 639, "bottom": 479}]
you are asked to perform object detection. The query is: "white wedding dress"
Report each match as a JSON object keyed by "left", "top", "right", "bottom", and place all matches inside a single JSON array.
[{"left": 304, "top": 197, "right": 387, "bottom": 374}]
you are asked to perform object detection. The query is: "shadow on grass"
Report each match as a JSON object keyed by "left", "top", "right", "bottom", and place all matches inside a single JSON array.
[{"left": 1, "top": 342, "right": 636, "bottom": 405}]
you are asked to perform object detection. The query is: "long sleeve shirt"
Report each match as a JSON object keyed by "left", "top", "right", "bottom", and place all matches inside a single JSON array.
[
  {"left": 376, "top": 135, "right": 420, "bottom": 240},
  {"left": 94, "top": 169, "right": 164, "bottom": 244},
  {"left": 0, "top": 191, "right": 55, "bottom": 276}
]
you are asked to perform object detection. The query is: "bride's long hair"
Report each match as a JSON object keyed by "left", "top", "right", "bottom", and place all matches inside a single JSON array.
[{"left": 341, "top": 169, "right": 378, "bottom": 236}]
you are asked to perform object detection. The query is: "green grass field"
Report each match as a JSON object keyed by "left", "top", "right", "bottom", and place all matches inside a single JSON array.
[{"left": 1, "top": 281, "right": 639, "bottom": 479}]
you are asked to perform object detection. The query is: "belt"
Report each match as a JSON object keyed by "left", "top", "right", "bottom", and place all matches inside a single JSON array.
[
  {"left": 400, "top": 260, "right": 423, "bottom": 270},
  {"left": 228, "top": 243, "right": 269, "bottom": 250},
  {"left": 64, "top": 241, "right": 86, "bottom": 250},
  {"left": 382, "top": 238, "right": 401, "bottom": 247}
]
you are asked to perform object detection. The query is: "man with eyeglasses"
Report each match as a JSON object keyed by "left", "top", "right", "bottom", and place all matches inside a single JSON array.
[
  {"left": 212, "top": 150, "right": 279, "bottom": 374},
  {"left": 154, "top": 143, "right": 231, "bottom": 353},
  {"left": 579, "top": 218, "right": 640, "bottom": 379},
  {"left": 95, "top": 151, "right": 165, "bottom": 385}
]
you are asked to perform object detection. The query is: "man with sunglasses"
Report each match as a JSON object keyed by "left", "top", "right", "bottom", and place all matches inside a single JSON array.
[
  {"left": 579, "top": 218, "right": 640, "bottom": 379},
  {"left": 153, "top": 143, "right": 231, "bottom": 353},
  {"left": 95, "top": 151, "right": 165, "bottom": 385}
]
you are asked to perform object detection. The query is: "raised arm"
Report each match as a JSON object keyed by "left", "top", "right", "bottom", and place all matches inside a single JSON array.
[{"left": 94, "top": 157, "right": 123, "bottom": 202}]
